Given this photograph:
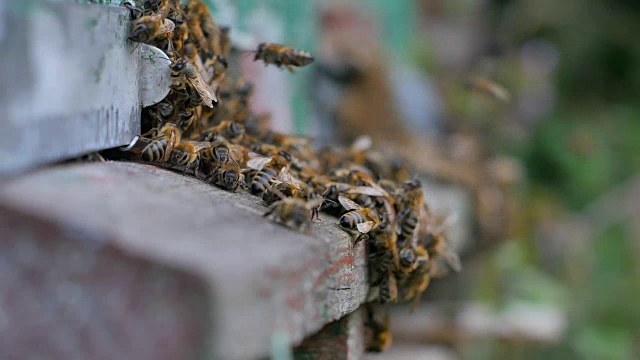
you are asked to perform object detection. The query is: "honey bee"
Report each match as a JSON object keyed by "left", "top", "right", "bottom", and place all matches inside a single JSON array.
[
  {"left": 176, "top": 106, "right": 200, "bottom": 133},
  {"left": 253, "top": 43, "right": 314, "bottom": 73},
  {"left": 171, "top": 57, "right": 216, "bottom": 107},
  {"left": 424, "top": 230, "right": 462, "bottom": 275},
  {"left": 128, "top": 14, "right": 175, "bottom": 44},
  {"left": 202, "top": 137, "right": 232, "bottom": 164},
  {"left": 396, "top": 245, "right": 431, "bottom": 311},
  {"left": 185, "top": 0, "right": 213, "bottom": 54},
  {"left": 197, "top": 120, "right": 244, "bottom": 142},
  {"left": 338, "top": 196, "right": 382, "bottom": 245},
  {"left": 121, "top": 1, "right": 143, "bottom": 20},
  {"left": 203, "top": 55, "right": 228, "bottom": 95},
  {"left": 140, "top": 122, "right": 182, "bottom": 163},
  {"left": 263, "top": 188, "right": 323, "bottom": 233},
  {"left": 171, "top": 20, "right": 189, "bottom": 53},
  {"left": 142, "top": 99, "right": 176, "bottom": 129},
  {"left": 364, "top": 304, "right": 393, "bottom": 352},
  {"left": 466, "top": 75, "right": 511, "bottom": 103},
  {"left": 367, "top": 227, "right": 400, "bottom": 305},
  {"left": 378, "top": 272, "right": 398, "bottom": 304},
  {"left": 210, "top": 160, "right": 244, "bottom": 192},
  {"left": 184, "top": 43, "right": 207, "bottom": 78},
  {"left": 168, "top": 140, "right": 209, "bottom": 175},
  {"left": 218, "top": 26, "right": 231, "bottom": 56},
  {"left": 395, "top": 179, "right": 425, "bottom": 247}
]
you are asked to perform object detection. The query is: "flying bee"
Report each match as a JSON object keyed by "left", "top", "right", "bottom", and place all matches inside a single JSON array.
[
  {"left": 128, "top": 14, "right": 175, "bottom": 44},
  {"left": 263, "top": 188, "right": 323, "bottom": 234},
  {"left": 140, "top": 122, "right": 182, "bottom": 163},
  {"left": 168, "top": 140, "right": 209, "bottom": 175},
  {"left": 171, "top": 57, "right": 216, "bottom": 107},
  {"left": 338, "top": 196, "right": 382, "bottom": 245},
  {"left": 252, "top": 43, "right": 314, "bottom": 73},
  {"left": 466, "top": 75, "right": 511, "bottom": 103}
]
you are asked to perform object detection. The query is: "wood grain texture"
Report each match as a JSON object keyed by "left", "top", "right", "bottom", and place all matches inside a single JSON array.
[
  {"left": 0, "top": 161, "right": 368, "bottom": 360},
  {"left": 293, "top": 308, "right": 364, "bottom": 360}
]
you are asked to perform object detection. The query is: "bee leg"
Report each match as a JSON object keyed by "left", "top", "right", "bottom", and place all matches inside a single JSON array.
[
  {"left": 354, "top": 233, "right": 368, "bottom": 247},
  {"left": 263, "top": 203, "right": 277, "bottom": 218},
  {"left": 286, "top": 65, "right": 295, "bottom": 74}
]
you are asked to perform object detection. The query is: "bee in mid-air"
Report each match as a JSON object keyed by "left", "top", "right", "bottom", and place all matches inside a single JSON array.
[
  {"left": 171, "top": 58, "right": 216, "bottom": 107},
  {"left": 466, "top": 75, "right": 511, "bottom": 103},
  {"left": 338, "top": 196, "right": 382, "bottom": 245},
  {"left": 253, "top": 43, "right": 314, "bottom": 73},
  {"left": 263, "top": 188, "right": 323, "bottom": 234},
  {"left": 140, "top": 122, "right": 182, "bottom": 163},
  {"left": 128, "top": 14, "right": 175, "bottom": 44}
]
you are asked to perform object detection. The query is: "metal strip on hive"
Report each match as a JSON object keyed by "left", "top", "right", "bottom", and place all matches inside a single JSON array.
[{"left": 0, "top": 1, "right": 170, "bottom": 177}]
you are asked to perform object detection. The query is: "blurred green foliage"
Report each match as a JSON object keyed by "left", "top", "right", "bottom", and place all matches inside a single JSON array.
[
  {"left": 441, "top": 0, "right": 640, "bottom": 358},
  {"left": 493, "top": 0, "right": 640, "bottom": 359}
]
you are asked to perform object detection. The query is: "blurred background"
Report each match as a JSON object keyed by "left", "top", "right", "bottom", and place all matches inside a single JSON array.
[{"left": 219, "top": 0, "right": 640, "bottom": 358}]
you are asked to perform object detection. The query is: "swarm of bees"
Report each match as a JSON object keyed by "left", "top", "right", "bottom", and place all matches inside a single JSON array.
[{"left": 121, "top": 0, "right": 458, "bottom": 352}]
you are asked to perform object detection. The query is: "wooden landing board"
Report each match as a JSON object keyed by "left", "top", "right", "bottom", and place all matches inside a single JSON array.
[{"left": 0, "top": 161, "right": 368, "bottom": 360}]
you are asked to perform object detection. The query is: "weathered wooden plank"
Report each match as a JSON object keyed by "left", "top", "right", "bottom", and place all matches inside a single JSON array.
[
  {"left": 0, "top": 161, "right": 368, "bottom": 359},
  {"left": 364, "top": 344, "right": 457, "bottom": 360},
  {"left": 0, "top": 205, "right": 210, "bottom": 360},
  {"left": 293, "top": 308, "right": 364, "bottom": 360}
]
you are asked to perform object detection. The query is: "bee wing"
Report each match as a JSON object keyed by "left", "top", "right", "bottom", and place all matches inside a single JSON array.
[
  {"left": 164, "top": 131, "right": 176, "bottom": 162},
  {"left": 307, "top": 198, "right": 324, "bottom": 210},
  {"left": 346, "top": 186, "right": 385, "bottom": 197},
  {"left": 247, "top": 153, "right": 272, "bottom": 170},
  {"left": 160, "top": 18, "right": 176, "bottom": 35},
  {"left": 357, "top": 221, "right": 375, "bottom": 234},
  {"left": 338, "top": 196, "right": 362, "bottom": 211},
  {"left": 428, "top": 212, "right": 457, "bottom": 235},
  {"left": 186, "top": 140, "right": 211, "bottom": 152},
  {"left": 444, "top": 252, "right": 462, "bottom": 272},
  {"left": 278, "top": 167, "right": 305, "bottom": 186},
  {"left": 186, "top": 71, "right": 216, "bottom": 107},
  {"left": 290, "top": 50, "right": 314, "bottom": 66}
]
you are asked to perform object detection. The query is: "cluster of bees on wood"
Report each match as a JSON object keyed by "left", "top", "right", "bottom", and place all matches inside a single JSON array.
[{"left": 119, "top": 0, "right": 460, "bottom": 352}]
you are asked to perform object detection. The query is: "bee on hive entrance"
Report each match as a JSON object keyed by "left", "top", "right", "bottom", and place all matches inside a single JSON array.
[
  {"left": 140, "top": 123, "right": 182, "bottom": 163},
  {"left": 264, "top": 187, "right": 323, "bottom": 234},
  {"left": 128, "top": 14, "right": 175, "bottom": 44},
  {"left": 338, "top": 196, "right": 382, "bottom": 245}
]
